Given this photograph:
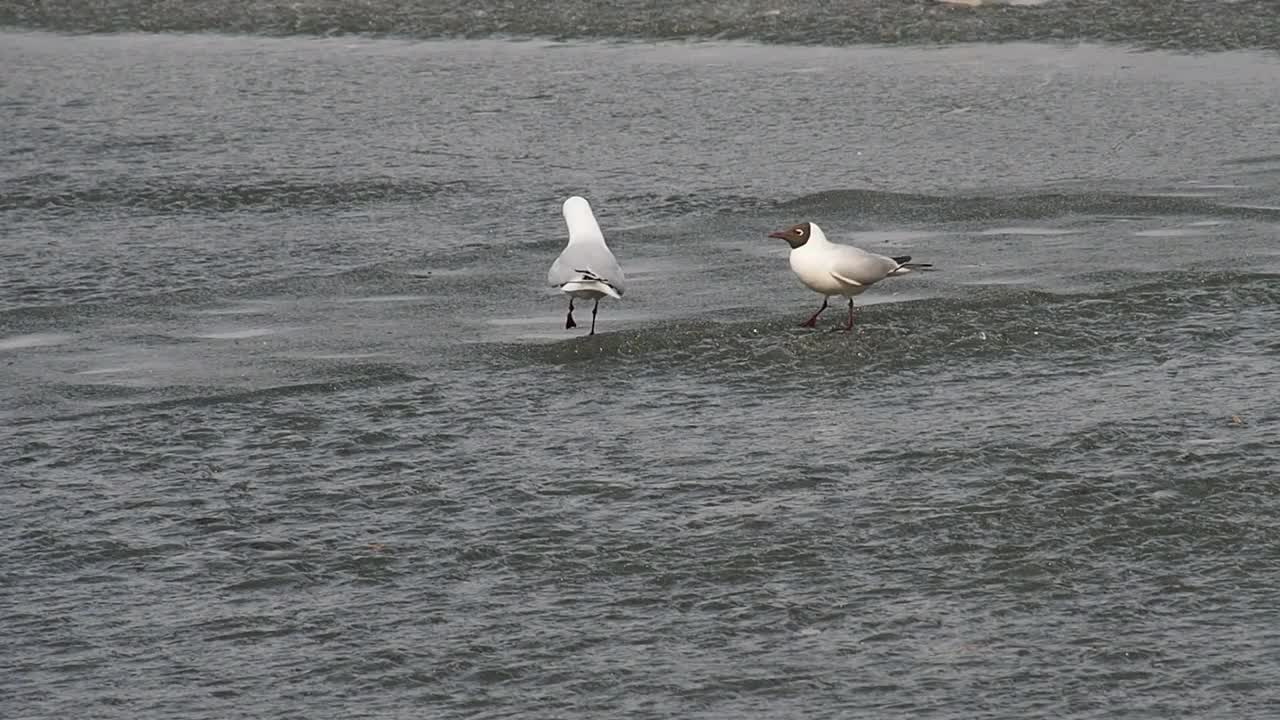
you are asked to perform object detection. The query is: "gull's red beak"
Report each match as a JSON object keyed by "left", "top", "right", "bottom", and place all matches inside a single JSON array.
[{"left": 767, "top": 229, "right": 790, "bottom": 240}]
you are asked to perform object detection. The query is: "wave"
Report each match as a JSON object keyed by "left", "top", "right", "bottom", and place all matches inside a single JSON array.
[
  {"left": 3, "top": 0, "right": 1280, "bottom": 53},
  {"left": 0, "top": 264, "right": 415, "bottom": 326},
  {"left": 491, "top": 278, "right": 1263, "bottom": 373},
  {"left": 6, "top": 177, "right": 1272, "bottom": 224},
  {"left": 5, "top": 363, "right": 423, "bottom": 427},
  {"left": 490, "top": 269, "right": 1280, "bottom": 375},
  {"left": 774, "top": 188, "right": 1280, "bottom": 222},
  {"left": 0, "top": 176, "right": 471, "bottom": 213}
]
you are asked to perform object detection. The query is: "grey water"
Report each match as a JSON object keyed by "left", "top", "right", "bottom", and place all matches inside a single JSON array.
[{"left": 3, "top": 2, "right": 1280, "bottom": 718}]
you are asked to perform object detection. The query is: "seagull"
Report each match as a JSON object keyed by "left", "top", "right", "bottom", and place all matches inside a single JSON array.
[
  {"left": 548, "top": 196, "right": 625, "bottom": 335},
  {"left": 768, "top": 221, "right": 932, "bottom": 331}
]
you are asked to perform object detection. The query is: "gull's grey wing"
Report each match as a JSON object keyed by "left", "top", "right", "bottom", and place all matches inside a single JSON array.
[
  {"left": 548, "top": 243, "right": 626, "bottom": 294},
  {"left": 828, "top": 245, "right": 901, "bottom": 286}
]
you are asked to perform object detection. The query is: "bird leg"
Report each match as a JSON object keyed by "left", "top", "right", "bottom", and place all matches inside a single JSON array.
[
  {"left": 565, "top": 299, "right": 577, "bottom": 329},
  {"left": 844, "top": 298, "right": 858, "bottom": 332},
  {"left": 801, "top": 297, "right": 829, "bottom": 327},
  {"left": 589, "top": 299, "right": 600, "bottom": 335}
]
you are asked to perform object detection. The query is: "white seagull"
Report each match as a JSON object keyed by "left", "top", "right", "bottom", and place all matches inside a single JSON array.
[
  {"left": 768, "top": 221, "right": 932, "bottom": 331},
  {"left": 548, "top": 196, "right": 626, "bottom": 335}
]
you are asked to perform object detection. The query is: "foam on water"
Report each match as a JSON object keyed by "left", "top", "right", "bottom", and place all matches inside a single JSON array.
[
  {"left": 0, "top": 332, "right": 74, "bottom": 350},
  {"left": 189, "top": 328, "right": 290, "bottom": 340}
]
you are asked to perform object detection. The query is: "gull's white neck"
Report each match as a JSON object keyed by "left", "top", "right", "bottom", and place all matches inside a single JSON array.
[{"left": 563, "top": 197, "right": 607, "bottom": 246}]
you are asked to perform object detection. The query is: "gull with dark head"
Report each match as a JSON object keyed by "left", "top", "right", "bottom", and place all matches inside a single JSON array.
[
  {"left": 548, "top": 196, "right": 625, "bottom": 335},
  {"left": 768, "top": 221, "right": 932, "bottom": 331}
]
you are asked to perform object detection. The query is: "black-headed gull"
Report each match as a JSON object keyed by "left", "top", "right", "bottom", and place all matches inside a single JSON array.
[
  {"left": 548, "top": 196, "right": 626, "bottom": 335},
  {"left": 768, "top": 221, "right": 932, "bottom": 331}
]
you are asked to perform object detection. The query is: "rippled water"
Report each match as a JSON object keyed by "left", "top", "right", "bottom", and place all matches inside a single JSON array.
[
  {"left": 7, "top": 0, "right": 1280, "bottom": 52},
  {"left": 3, "top": 10, "right": 1280, "bottom": 719}
]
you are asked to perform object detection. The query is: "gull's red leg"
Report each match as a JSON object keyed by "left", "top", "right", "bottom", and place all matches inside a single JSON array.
[{"left": 801, "top": 297, "right": 829, "bottom": 328}]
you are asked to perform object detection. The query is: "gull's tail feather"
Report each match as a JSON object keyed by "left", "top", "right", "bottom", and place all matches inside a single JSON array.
[
  {"left": 560, "top": 269, "right": 622, "bottom": 299},
  {"left": 561, "top": 280, "right": 622, "bottom": 299},
  {"left": 889, "top": 255, "right": 935, "bottom": 276}
]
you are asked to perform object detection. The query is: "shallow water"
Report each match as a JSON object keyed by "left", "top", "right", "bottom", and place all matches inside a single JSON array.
[{"left": 3, "top": 14, "right": 1280, "bottom": 720}]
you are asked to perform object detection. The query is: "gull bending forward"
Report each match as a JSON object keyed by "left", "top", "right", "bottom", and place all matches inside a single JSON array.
[
  {"left": 768, "top": 221, "right": 932, "bottom": 331},
  {"left": 548, "top": 196, "right": 626, "bottom": 335}
]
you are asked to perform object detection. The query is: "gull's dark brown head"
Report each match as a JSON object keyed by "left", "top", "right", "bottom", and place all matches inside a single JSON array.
[{"left": 768, "top": 222, "right": 811, "bottom": 249}]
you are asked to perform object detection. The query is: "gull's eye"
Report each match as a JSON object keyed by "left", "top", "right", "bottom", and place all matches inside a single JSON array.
[{"left": 794, "top": 228, "right": 803, "bottom": 234}]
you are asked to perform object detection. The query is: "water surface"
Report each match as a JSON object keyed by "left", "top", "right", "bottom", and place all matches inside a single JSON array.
[{"left": 3, "top": 14, "right": 1280, "bottom": 720}]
